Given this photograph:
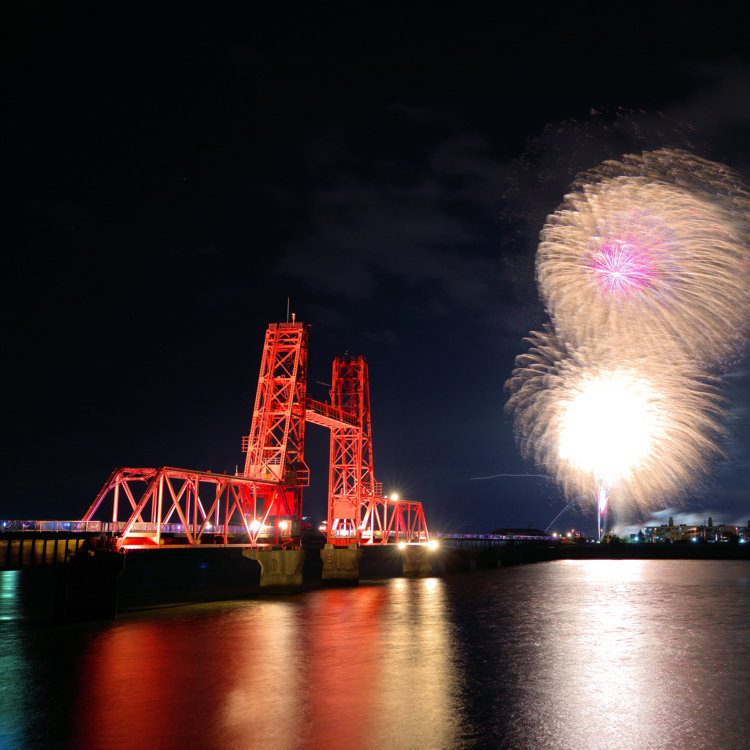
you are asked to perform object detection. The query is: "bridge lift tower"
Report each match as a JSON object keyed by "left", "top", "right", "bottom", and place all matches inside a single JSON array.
[{"left": 83, "top": 320, "right": 430, "bottom": 552}]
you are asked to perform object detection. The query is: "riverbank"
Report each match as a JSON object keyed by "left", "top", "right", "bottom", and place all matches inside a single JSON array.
[
  {"left": 476, "top": 540, "right": 750, "bottom": 569},
  {"left": 5, "top": 539, "right": 748, "bottom": 622}
]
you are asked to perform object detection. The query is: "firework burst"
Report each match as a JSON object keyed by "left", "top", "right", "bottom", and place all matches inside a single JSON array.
[
  {"left": 505, "top": 329, "right": 726, "bottom": 517},
  {"left": 537, "top": 151, "right": 750, "bottom": 368},
  {"left": 507, "top": 150, "right": 750, "bottom": 527}
]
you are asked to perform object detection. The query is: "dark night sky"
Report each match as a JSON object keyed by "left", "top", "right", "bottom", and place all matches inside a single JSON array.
[{"left": 4, "top": 3, "right": 750, "bottom": 535}]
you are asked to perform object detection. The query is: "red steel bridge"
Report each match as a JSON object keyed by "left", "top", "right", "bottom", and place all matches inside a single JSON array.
[{"left": 81, "top": 320, "right": 431, "bottom": 552}]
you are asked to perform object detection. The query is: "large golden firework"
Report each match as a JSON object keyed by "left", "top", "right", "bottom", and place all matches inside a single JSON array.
[
  {"left": 505, "top": 329, "right": 726, "bottom": 516},
  {"left": 537, "top": 150, "right": 750, "bottom": 368}
]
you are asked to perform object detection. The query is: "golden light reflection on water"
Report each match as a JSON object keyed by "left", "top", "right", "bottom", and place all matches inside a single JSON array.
[
  {"left": 527, "top": 559, "right": 685, "bottom": 748},
  {"left": 576, "top": 557, "right": 646, "bottom": 583},
  {"left": 568, "top": 560, "right": 651, "bottom": 719},
  {"left": 377, "top": 578, "right": 459, "bottom": 748}
]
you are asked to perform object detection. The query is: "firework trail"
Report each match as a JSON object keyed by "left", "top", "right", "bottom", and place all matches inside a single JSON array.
[
  {"left": 537, "top": 149, "right": 750, "bottom": 368},
  {"left": 544, "top": 491, "right": 592, "bottom": 533},
  {"left": 505, "top": 328, "right": 726, "bottom": 516}
]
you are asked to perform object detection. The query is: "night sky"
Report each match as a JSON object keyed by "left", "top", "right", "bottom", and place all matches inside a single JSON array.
[{"left": 5, "top": 3, "right": 750, "bottom": 535}]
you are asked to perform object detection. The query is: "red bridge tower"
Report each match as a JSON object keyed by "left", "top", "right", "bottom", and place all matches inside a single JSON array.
[{"left": 82, "top": 320, "right": 430, "bottom": 551}]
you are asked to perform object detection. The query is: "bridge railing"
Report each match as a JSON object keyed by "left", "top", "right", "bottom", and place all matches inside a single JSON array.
[
  {"left": 0, "top": 520, "right": 272, "bottom": 536},
  {"left": 0, "top": 520, "right": 108, "bottom": 533},
  {"left": 436, "top": 532, "right": 554, "bottom": 549}
]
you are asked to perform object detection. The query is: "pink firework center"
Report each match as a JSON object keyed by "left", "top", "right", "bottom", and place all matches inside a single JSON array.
[{"left": 586, "top": 239, "right": 656, "bottom": 296}]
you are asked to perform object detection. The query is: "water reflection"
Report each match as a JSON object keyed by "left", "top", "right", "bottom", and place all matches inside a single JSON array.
[
  {"left": 378, "top": 578, "right": 460, "bottom": 747},
  {"left": 73, "top": 578, "right": 463, "bottom": 749},
  {"left": 551, "top": 560, "right": 663, "bottom": 748},
  {"left": 299, "top": 585, "right": 385, "bottom": 747},
  {"left": 4, "top": 561, "right": 749, "bottom": 749},
  {"left": 0, "top": 572, "right": 28, "bottom": 749},
  {"left": 222, "top": 601, "right": 304, "bottom": 747},
  {"left": 517, "top": 559, "right": 750, "bottom": 749}
]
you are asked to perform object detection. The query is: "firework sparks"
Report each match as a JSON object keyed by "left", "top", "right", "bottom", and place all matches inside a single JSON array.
[
  {"left": 537, "top": 151, "right": 750, "bottom": 368},
  {"left": 505, "top": 329, "right": 726, "bottom": 518},
  {"left": 586, "top": 237, "right": 656, "bottom": 297},
  {"left": 506, "top": 150, "right": 750, "bottom": 529}
]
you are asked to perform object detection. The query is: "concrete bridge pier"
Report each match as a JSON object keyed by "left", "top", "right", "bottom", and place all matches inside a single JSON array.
[
  {"left": 320, "top": 543, "right": 362, "bottom": 584},
  {"left": 56, "top": 546, "right": 125, "bottom": 621},
  {"left": 401, "top": 545, "right": 436, "bottom": 577},
  {"left": 242, "top": 548, "right": 306, "bottom": 592}
]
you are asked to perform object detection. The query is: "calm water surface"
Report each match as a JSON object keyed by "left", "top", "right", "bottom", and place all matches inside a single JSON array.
[{"left": 1, "top": 559, "right": 749, "bottom": 749}]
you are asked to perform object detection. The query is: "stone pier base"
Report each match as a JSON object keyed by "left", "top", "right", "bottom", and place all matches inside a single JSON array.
[
  {"left": 56, "top": 547, "right": 125, "bottom": 621},
  {"left": 401, "top": 545, "right": 434, "bottom": 577},
  {"left": 321, "top": 543, "right": 362, "bottom": 585},
  {"left": 242, "top": 549, "right": 306, "bottom": 592}
]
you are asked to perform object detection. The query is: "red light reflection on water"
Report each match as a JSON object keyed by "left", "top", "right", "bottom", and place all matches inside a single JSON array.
[
  {"left": 73, "top": 579, "right": 459, "bottom": 749},
  {"left": 76, "top": 619, "right": 192, "bottom": 748},
  {"left": 297, "top": 586, "right": 385, "bottom": 745}
]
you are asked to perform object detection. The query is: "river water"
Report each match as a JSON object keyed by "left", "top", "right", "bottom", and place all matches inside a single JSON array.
[{"left": 1, "top": 559, "right": 749, "bottom": 749}]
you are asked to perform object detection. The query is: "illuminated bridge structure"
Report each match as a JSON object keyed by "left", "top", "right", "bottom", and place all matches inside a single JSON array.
[{"left": 81, "top": 321, "right": 431, "bottom": 553}]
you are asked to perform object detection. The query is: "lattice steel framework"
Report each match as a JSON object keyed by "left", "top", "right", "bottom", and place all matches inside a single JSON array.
[
  {"left": 359, "top": 495, "right": 430, "bottom": 546},
  {"left": 243, "top": 322, "right": 309, "bottom": 486},
  {"left": 325, "top": 355, "right": 376, "bottom": 545},
  {"left": 81, "top": 320, "right": 431, "bottom": 550},
  {"left": 241, "top": 322, "right": 309, "bottom": 532},
  {"left": 82, "top": 467, "right": 295, "bottom": 551}
]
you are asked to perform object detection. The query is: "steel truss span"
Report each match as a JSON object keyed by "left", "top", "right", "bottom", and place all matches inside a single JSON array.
[
  {"left": 82, "top": 321, "right": 431, "bottom": 550},
  {"left": 81, "top": 467, "right": 298, "bottom": 551}
]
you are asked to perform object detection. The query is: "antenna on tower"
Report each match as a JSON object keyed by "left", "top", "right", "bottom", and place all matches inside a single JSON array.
[{"left": 286, "top": 297, "right": 290, "bottom": 323}]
